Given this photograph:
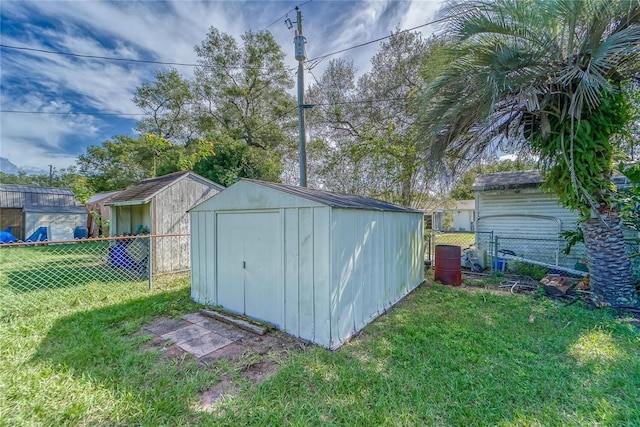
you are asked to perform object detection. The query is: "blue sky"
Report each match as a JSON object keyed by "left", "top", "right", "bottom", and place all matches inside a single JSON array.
[{"left": 0, "top": 0, "right": 443, "bottom": 172}]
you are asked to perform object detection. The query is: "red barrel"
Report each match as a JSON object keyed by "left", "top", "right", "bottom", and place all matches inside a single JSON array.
[{"left": 434, "top": 245, "right": 462, "bottom": 286}]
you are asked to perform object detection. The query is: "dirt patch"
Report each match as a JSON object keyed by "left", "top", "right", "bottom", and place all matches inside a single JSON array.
[{"left": 140, "top": 313, "right": 312, "bottom": 413}]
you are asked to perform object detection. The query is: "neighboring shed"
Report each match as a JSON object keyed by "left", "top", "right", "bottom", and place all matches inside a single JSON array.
[
  {"left": 0, "top": 184, "right": 85, "bottom": 241},
  {"left": 430, "top": 200, "right": 475, "bottom": 231},
  {"left": 86, "top": 190, "right": 120, "bottom": 237},
  {"left": 106, "top": 171, "right": 224, "bottom": 273},
  {"left": 473, "top": 170, "right": 634, "bottom": 270},
  {"left": 190, "top": 179, "right": 424, "bottom": 349}
]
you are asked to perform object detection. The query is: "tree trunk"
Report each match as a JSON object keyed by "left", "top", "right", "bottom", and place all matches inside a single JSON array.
[{"left": 581, "top": 211, "right": 639, "bottom": 307}]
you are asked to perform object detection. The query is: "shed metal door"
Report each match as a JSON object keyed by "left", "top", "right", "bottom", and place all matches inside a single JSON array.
[{"left": 216, "top": 212, "right": 283, "bottom": 327}]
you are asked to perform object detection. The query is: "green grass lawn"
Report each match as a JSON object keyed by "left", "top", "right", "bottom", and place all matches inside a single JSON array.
[{"left": 1, "top": 279, "right": 639, "bottom": 426}]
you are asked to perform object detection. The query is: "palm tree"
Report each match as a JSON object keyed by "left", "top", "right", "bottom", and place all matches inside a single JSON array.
[{"left": 419, "top": 0, "right": 640, "bottom": 306}]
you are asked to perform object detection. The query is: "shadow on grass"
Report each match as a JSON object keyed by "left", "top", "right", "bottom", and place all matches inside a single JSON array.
[
  {"left": 29, "top": 288, "right": 219, "bottom": 425},
  {"left": 214, "top": 285, "right": 640, "bottom": 426}
]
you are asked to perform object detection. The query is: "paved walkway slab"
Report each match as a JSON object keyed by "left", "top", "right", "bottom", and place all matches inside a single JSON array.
[
  {"left": 161, "top": 324, "right": 211, "bottom": 344},
  {"left": 177, "top": 333, "right": 233, "bottom": 358}
]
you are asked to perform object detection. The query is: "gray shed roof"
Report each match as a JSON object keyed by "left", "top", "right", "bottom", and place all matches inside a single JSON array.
[
  {"left": 87, "top": 190, "right": 120, "bottom": 204},
  {"left": 473, "top": 169, "right": 630, "bottom": 192},
  {"left": 246, "top": 179, "right": 422, "bottom": 213},
  {"left": 0, "top": 184, "right": 77, "bottom": 208},
  {"left": 472, "top": 170, "right": 543, "bottom": 192},
  {"left": 106, "top": 171, "right": 225, "bottom": 206},
  {"left": 23, "top": 205, "right": 88, "bottom": 214}
]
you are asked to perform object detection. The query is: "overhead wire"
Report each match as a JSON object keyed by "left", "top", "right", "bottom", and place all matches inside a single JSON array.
[
  {"left": 0, "top": 44, "right": 296, "bottom": 73},
  {"left": 305, "top": 16, "right": 448, "bottom": 70},
  {"left": 2, "top": 8, "right": 425, "bottom": 123},
  {"left": 263, "top": 0, "right": 313, "bottom": 31},
  {"left": 0, "top": 110, "right": 145, "bottom": 116}
]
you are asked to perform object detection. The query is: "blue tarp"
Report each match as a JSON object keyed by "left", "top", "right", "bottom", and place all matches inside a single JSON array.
[
  {"left": 25, "top": 226, "right": 48, "bottom": 242},
  {"left": 0, "top": 231, "right": 17, "bottom": 243}
]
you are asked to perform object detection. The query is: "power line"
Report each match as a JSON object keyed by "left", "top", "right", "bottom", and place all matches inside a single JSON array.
[
  {"left": 0, "top": 110, "right": 145, "bottom": 116},
  {"left": 0, "top": 44, "right": 200, "bottom": 67},
  {"left": 305, "top": 17, "right": 448, "bottom": 70},
  {"left": 0, "top": 44, "right": 296, "bottom": 72},
  {"left": 313, "top": 98, "right": 408, "bottom": 107},
  {"left": 263, "top": 0, "right": 313, "bottom": 31}
]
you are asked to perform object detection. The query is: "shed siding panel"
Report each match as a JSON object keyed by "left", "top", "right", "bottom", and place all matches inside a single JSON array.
[
  {"left": 476, "top": 192, "right": 579, "bottom": 236},
  {"left": 284, "top": 208, "right": 300, "bottom": 337},
  {"left": 475, "top": 190, "right": 586, "bottom": 268},
  {"left": 383, "top": 212, "right": 396, "bottom": 307},
  {"left": 350, "top": 211, "right": 363, "bottom": 333},
  {"left": 297, "top": 207, "right": 315, "bottom": 342},
  {"left": 332, "top": 209, "right": 356, "bottom": 345},
  {"left": 205, "top": 212, "right": 216, "bottom": 303},
  {"left": 24, "top": 212, "right": 86, "bottom": 241},
  {"left": 190, "top": 212, "right": 202, "bottom": 303},
  {"left": 312, "top": 207, "right": 331, "bottom": 347},
  {"left": 191, "top": 211, "right": 212, "bottom": 304}
]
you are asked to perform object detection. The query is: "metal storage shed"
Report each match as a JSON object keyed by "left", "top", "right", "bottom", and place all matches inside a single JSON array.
[
  {"left": 190, "top": 179, "right": 424, "bottom": 349},
  {"left": 0, "top": 184, "right": 83, "bottom": 241},
  {"left": 106, "top": 171, "right": 224, "bottom": 274}
]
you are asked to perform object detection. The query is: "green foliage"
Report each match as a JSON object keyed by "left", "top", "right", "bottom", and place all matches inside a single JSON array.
[
  {"left": 307, "top": 32, "right": 445, "bottom": 205},
  {"left": 134, "top": 69, "right": 195, "bottom": 142},
  {"left": 560, "top": 228, "right": 585, "bottom": 256},
  {"left": 506, "top": 261, "right": 548, "bottom": 281},
  {"left": 532, "top": 92, "right": 631, "bottom": 218},
  {"left": 417, "top": 0, "right": 640, "bottom": 302},
  {"left": 193, "top": 134, "right": 280, "bottom": 187}
]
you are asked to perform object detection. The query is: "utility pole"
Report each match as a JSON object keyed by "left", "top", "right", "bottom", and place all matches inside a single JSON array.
[
  {"left": 293, "top": 6, "right": 307, "bottom": 187},
  {"left": 48, "top": 165, "right": 54, "bottom": 186}
]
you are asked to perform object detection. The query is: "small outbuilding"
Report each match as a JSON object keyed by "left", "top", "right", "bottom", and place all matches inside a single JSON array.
[
  {"left": 106, "top": 171, "right": 224, "bottom": 273},
  {"left": 0, "top": 184, "right": 86, "bottom": 241},
  {"left": 473, "top": 170, "right": 635, "bottom": 271},
  {"left": 190, "top": 179, "right": 424, "bottom": 349},
  {"left": 85, "top": 190, "right": 120, "bottom": 237},
  {"left": 430, "top": 199, "right": 476, "bottom": 231}
]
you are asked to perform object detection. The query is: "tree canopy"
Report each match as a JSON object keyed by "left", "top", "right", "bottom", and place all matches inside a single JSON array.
[{"left": 418, "top": 0, "right": 640, "bottom": 306}]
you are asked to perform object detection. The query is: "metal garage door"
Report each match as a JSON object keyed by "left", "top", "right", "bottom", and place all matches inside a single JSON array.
[{"left": 216, "top": 211, "right": 283, "bottom": 327}]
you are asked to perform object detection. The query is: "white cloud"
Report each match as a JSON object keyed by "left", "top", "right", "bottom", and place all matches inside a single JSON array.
[{"left": 0, "top": 0, "right": 446, "bottom": 172}]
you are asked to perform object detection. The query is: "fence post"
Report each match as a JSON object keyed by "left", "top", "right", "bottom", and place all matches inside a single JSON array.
[
  {"left": 148, "top": 235, "right": 152, "bottom": 290},
  {"left": 494, "top": 235, "right": 500, "bottom": 271}
]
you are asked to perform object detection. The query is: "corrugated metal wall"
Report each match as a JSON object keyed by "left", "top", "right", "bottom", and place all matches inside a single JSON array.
[
  {"left": 0, "top": 186, "right": 76, "bottom": 208},
  {"left": 190, "top": 197, "right": 424, "bottom": 349},
  {"left": 329, "top": 209, "right": 423, "bottom": 348},
  {"left": 475, "top": 189, "right": 586, "bottom": 268}
]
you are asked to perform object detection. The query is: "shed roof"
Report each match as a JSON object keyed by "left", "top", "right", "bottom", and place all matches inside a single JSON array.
[
  {"left": 472, "top": 170, "right": 543, "bottom": 192},
  {"left": 473, "top": 169, "right": 630, "bottom": 192},
  {"left": 106, "top": 171, "right": 224, "bottom": 206},
  {"left": 0, "top": 184, "right": 76, "bottom": 208},
  {"left": 245, "top": 179, "right": 422, "bottom": 213},
  {"left": 22, "top": 205, "right": 88, "bottom": 214},
  {"left": 87, "top": 190, "right": 120, "bottom": 204}
]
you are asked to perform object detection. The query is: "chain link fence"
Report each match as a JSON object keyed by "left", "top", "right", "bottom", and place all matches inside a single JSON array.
[
  {"left": 0, "top": 234, "right": 189, "bottom": 316},
  {"left": 426, "top": 230, "right": 640, "bottom": 280},
  {"left": 425, "top": 231, "right": 494, "bottom": 271}
]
